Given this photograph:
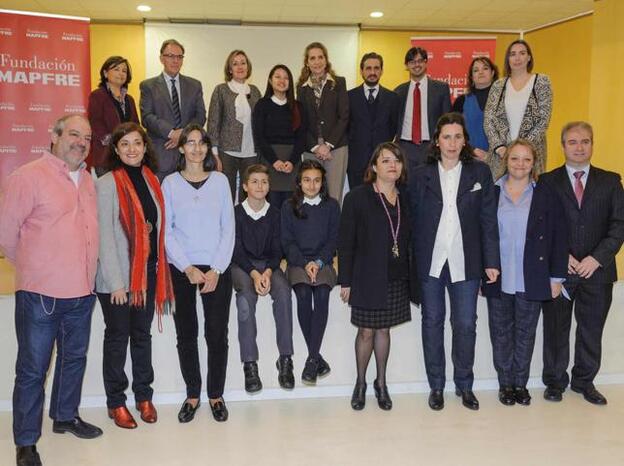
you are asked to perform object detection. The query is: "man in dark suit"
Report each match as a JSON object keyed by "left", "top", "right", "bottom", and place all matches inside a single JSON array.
[
  {"left": 395, "top": 46, "right": 451, "bottom": 176},
  {"left": 347, "top": 52, "right": 399, "bottom": 189},
  {"left": 540, "top": 121, "right": 624, "bottom": 405},
  {"left": 140, "top": 39, "right": 206, "bottom": 180}
]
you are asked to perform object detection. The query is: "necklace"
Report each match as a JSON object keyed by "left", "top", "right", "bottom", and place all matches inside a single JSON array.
[{"left": 375, "top": 184, "right": 401, "bottom": 258}]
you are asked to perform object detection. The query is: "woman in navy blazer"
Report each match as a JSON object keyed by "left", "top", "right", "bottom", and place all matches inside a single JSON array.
[
  {"left": 482, "top": 139, "right": 567, "bottom": 406},
  {"left": 410, "top": 112, "right": 500, "bottom": 411},
  {"left": 87, "top": 56, "right": 140, "bottom": 176}
]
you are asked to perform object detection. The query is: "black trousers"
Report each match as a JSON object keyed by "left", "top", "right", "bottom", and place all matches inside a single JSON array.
[
  {"left": 542, "top": 281, "right": 613, "bottom": 390},
  {"left": 170, "top": 265, "right": 232, "bottom": 399},
  {"left": 97, "top": 263, "right": 156, "bottom": 409}
]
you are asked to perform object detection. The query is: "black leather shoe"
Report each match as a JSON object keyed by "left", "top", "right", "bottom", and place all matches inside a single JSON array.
[
  {"left": 543, "top": 385, "right": 563, "bottom": 402},
  {"left": 571, "top": 385, "right": 607, "bottom": 405},
  {"left": 178, "top": 399, "right": 200, "bottom": 423},
  {"left": 351, "top": 381, "right": 367, "bottom": 410},
  {"left": 373, "top": 379, "right": 392, "bottom": 410},
  {"left": 428, "top": 389, "right": 444, "bottom": 411},
  {"left": 276, "top": 356, "right": 295, "bottom": 389},
  {"left": 243, "top": 361, "right": 262, "bottom": 393},
  {"left": 498, "top": 386, "right": 516, "bottom": 406},
  {"left": 302, "top": 357, "right": 319, "bottom": 385},
  {"left": 455, "top": 389, "right": 479, "bottom": 410},
  {"left": 52, "top": 416, "right": 103, "bottom": 439},
  {"left": 317, "top": 355, "right": 331, "bottom": 378},
  {"left": 514, "top": 387, "right": 531, "bottom": 405},
  {"left": 209, "top": 399, "right": 229, "bottom": 422},
  {"left": 16, "top": 445, "right": 42, "bottom": 466}
]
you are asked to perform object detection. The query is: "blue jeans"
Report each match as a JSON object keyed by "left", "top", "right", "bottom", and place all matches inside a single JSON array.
[
  {"left": 13, "top": 290, "right": 96, "bottom": 446},
  {"left": 487, "top": 292, "right": 541, "bottom": 388},
  {"left": 420, "top": 265, "right": 479, "bottom": 391}
]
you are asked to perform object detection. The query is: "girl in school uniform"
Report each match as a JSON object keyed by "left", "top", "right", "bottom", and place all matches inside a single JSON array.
[{"left": 281, "top": 159, "right": 340, "bottom": 385}]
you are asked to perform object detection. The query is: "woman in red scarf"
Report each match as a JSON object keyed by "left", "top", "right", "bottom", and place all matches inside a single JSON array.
[{"left": 95, "top": 122, "right": 174, "bottom": 429}]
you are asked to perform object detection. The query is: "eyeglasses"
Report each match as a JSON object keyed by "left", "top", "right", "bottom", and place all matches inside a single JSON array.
[{"left": 162, "top": 54, "right": 184, "bottom": 60}]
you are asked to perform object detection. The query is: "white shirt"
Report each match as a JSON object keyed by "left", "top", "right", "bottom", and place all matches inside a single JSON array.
[
  {"left": 271, "top": 95, "right": 287, "bottom": 106},
  {"left": 429, "top": 161, "right": 466, "bottom": 282},
  {"left": 242, "top": 199, "right": 270, "bottom": 220},
  {"left": 68, "top": 169, "right": 80, "bottom": 187},
  {"left": 224, "top": 80, "right": 256, "bottom": 159},
  {"left": 303, "top": 195, "right": 322, "bottom": 206},
  {"left": 400, "top": 76, "right": 430, "bottom": 142},
  {"left": 363, "top": 84, "right": 380, "bottom": 101},
  {"left": 163, "top": 72, "right": 182, "bottom": 112},
  {"left": 504, "top": 74, "right": 536, "bottom": 140},
  {"left": 565, "top": 163, "right": 590, "bottom": 190}
]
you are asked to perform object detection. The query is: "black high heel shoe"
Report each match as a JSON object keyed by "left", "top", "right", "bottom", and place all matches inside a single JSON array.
[
  {"left": 373, "top": 379, "right": 392, "bottom": 410},
  {"left": 351, "top": 382, "right": 367, "bottom": 410}
]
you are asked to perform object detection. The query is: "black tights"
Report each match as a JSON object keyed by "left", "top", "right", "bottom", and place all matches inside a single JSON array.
[
  {"left": 293, "top": 284, "right": 330, "bottom": 359},
  {"left": 355, "top": 328, "right": 391, "bottom": 385}
]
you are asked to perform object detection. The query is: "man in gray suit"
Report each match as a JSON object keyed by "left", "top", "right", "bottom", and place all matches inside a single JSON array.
[
  {"left": 395, "top": 46, "right": 451, "bottom": 176},
  {"left": 140, "top": 39, "right": 206, "bottom": 180}
]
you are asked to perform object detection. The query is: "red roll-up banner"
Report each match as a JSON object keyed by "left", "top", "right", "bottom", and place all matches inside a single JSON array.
[
  {"left": 0, "top": 10, "right": 90, "bottom": 188},
  {"left": 410, "top": 36, "right": 497, "bottom": 103}
]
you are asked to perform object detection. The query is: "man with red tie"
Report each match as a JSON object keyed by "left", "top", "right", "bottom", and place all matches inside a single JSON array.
[
  {"left": 540, "top": 121, "right": 624, "bottom": 405},
  {"left": 394, "top": 46, "right": 451, "bottom": 175}
]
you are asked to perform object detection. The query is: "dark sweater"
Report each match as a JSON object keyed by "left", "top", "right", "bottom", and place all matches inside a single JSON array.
[
  {"left": 452, "top": 85, "right": 492, "bottom": 113},
  {"left": 123, "top": 164, "right": 158, "bottom": 259},
  {"left": 281, "top": 198, "right": 340, "bottom": 267},
  {"left": 252, "top": 97, "right": 306, "bottom": 164},
  {"left": 232, "top": 203, "right": 282, "bottom": 273}
]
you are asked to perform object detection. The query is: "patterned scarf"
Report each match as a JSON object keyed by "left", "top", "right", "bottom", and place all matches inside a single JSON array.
[{"left": 112, "top": 166, "right": 175, "bottom": 330}]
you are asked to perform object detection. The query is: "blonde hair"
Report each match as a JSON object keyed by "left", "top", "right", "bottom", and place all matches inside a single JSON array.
[
  {"left": 296, "top": 42, "right": 338, "bottom": 87},
  {"left": 502, "top": 138, "right": 539, "bottom": 182}
]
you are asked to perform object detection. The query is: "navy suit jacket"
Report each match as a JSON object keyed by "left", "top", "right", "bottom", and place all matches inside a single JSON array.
[
  {"left": 394, "top": 77, "right": 451, "bottom": 140},
  {"left": 539, "top": 165, "right": 624, "bottom": 284},
  {"left": 409, "top": 159, "right": 500, "bottom": 281},
  {"left": 482, "top": 181, "right": 568, "bottom": 301},
  {"left": 347, "top": 84, "right": 399, "bottom": 174}
]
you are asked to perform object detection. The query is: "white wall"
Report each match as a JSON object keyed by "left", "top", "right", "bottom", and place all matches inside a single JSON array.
[
  {"left": 144, "top": 23, "right": 359, "bottom": 105},
  {"left": 0, "top": 283, "right": 623, "bottom": 410}
]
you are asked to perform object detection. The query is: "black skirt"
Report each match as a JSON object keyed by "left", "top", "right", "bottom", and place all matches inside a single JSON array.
[{"left": 351, "top": 280, "right": 411, "bottom": 329}]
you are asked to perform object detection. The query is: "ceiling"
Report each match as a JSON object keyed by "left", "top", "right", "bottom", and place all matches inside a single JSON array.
[{"left": 1, "top": 0, "right": 594, "bottom": 31}]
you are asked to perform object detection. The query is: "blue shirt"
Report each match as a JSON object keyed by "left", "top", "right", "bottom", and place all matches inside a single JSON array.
[
  {"left": 496, "top": 175, "right": 534, "bottom": 294},
  {"left": 162, "top": 171, "right": 235, "bottom": 273}
]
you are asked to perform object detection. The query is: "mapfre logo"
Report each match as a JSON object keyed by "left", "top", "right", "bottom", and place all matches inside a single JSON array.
[
  {"left": 11, "top": 124, "right": 35, "bottom": 133},
  {"left": 64, "top": 104, "right": 85, "bottom": 113},
  {"left": 0, "top": 145, "right": 18, "bottom": 154},
  {"left": 26, "top": 29, "right": 48, "bottom": 39},
  {"left": 62, "top": 32, "right": 84, "bottom": 42},
  {"left": 28, "top": 103, "right": 52, "bottom": 112},
  {"left": 443, "top": 51, "right": 462, "bottom": 59},
  {"left": 31, "top": 145, "right": 47, "bottom": 155},
  {"left": 0, "top": 102, "right": 15, "bottom": 111},
  {"left": 472, "top": 51, "right": 491, "bottom": 58},
  {"left": 0, "top": 28, "right": 12, "bottom": 37}
]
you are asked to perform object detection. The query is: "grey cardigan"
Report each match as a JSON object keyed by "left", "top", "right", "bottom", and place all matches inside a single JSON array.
[
  {"left": 95, "top": 171, "right": 163, "bottom": 293},
  {"left": 207, "top": 82, "right": 261, "bottom": 152}
]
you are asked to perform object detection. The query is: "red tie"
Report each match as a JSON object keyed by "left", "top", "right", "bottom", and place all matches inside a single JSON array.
[
  {"left": 574, "top": 170, "right": 584, "bottom": 207},
  {"left": 411, "top": 82, "right": 421, "bottom": 144}
]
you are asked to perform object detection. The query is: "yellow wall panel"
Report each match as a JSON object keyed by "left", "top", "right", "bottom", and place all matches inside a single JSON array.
[{"left": 89, "top": 24, "right": 146, "bottom": 104}]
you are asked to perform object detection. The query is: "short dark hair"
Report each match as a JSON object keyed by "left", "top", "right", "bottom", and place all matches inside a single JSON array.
[
  {"left": 176, "top": 124, "right": 215, "bottom": 172},
  {"left": 560, "top": 121, "right": 593, "bottom": 145},
  {"left": 404, "top": 47, "right": 428, "bottom": 64},
  {"left": 160, "top": 39, "right": 185, "bottom": 55},
  {"left": 466, "top": 56, "right": 498, "bottom": 92},
  {"left": 108, "top": 122, "right": 158, "bottom": 172},
  {"left": 363, "top": 142, "right": 407, "bottom": 186},
  {"left": 504, "top": 39, "right": 534, "bottom": 76},
  {"left": 98, "top": 56, "right": 132, "bottom": 88},
  {"left": 224, "top": 50, "right": 252, "bottom": 82},
  {"left": 360, "top": 52, "right": 383, "bottom": 70},
  {"left": 428, "top": 112, "right": 475, "bottom": 164},
  {"left": 242, "top": 163, "right": 269, "bottom": 185}
]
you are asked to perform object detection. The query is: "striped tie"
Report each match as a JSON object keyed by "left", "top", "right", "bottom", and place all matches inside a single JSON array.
[{"left": 170, "top": 78, "right": 182, "bottom": 128}]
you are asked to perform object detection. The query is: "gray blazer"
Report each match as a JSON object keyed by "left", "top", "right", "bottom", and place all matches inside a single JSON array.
[
  {"left": 207, "top": 82, "right": 261, "bottom": 152},
  {"left": 484, "top": 74, "right": 552, "bottom": 179},
  {"left": 95, "top": 171, "right": 163, "bottom": 293},
  {"left": 140, "top": 73, "right": 206, "bottom": 178}
]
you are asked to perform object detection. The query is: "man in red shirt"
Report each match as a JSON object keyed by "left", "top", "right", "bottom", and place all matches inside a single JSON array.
[{"left": 0, "top": 114, "right": 102, "bottom": 466}]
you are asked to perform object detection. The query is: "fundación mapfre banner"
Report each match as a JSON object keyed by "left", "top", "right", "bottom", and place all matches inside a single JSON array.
[
  {"left": 0, "top": 10, "right": 90, "bottom": 187},
  {"left": 410, "top": 36, "right": 496, "bottom": 103}
]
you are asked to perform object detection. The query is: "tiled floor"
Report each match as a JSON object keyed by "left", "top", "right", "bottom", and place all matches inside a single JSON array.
[{"left": 3, "top": 385, "right": 624, "bottom": 466}]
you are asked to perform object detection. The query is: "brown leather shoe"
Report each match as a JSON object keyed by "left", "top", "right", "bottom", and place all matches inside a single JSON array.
[
  {"left": 136, "top": 400, "right": 158, "bottom": 423},
  {"left": 108, "top": 406, "right": 138, "bottom": 429}
]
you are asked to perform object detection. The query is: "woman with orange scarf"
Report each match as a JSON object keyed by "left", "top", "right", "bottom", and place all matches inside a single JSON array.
[{"left": 95, "top": 122, "right": 175, "bottom": 429}]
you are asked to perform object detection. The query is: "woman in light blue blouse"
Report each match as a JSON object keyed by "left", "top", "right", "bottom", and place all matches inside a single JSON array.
[
  {"left": 482, "top": 139, "right": 567, "bottom": 407},
  {"left": 162, "top": 124, "right": 235, "bottom": 424}
]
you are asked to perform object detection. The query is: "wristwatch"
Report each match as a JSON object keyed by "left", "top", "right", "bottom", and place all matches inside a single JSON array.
[{"left": 212, "top": 267, "right": 222, "bottom": 275}]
